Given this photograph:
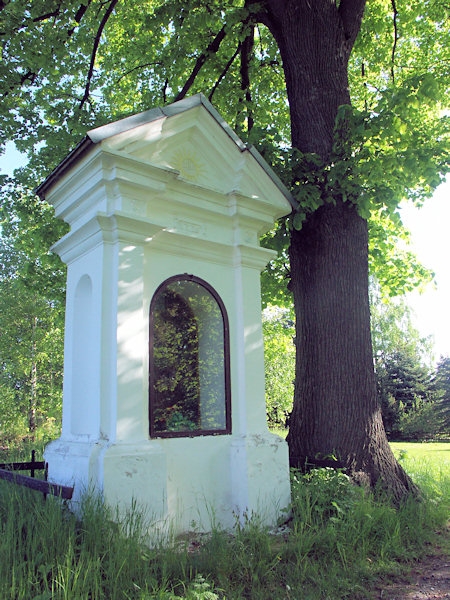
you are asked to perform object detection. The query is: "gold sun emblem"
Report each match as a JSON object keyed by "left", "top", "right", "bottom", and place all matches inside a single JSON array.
[{"left": 172, "top": 148, "right": 205, "bottom": 182}]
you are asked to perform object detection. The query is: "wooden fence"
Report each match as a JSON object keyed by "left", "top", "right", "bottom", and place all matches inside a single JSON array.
[{"left": 0, "top": 450, "right": 73, "bottom": 499}]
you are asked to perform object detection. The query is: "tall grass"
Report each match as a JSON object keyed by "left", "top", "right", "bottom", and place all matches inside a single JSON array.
[
  {"left": 0, "top": 438, "right": 48, "bottom": 463},
  {"left": 0, "top": 444, "right": 448, "bottom": 599}
]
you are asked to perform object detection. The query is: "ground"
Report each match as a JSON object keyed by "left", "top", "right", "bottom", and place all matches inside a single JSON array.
[{"left": 375, "top": 524, "right": 450, "bottom": 600}]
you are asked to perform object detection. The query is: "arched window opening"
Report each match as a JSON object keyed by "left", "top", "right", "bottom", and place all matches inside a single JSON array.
[{"left": 149, "top": 275, "right": 231, "bottom": 437}]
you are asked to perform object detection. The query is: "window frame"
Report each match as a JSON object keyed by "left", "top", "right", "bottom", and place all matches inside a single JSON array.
[{"left": 149, "top": 273, "right": 232, "bottom": 438}]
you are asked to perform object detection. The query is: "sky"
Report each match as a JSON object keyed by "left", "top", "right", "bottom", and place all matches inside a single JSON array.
[
  {"left": 400, "top": 180, "right": 450, "bottom": 362},
  {"left": 1, "top": 142, "right": 449, "bottom": 362}
]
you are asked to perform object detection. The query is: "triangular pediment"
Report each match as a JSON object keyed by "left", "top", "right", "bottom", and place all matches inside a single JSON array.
[
  {"left": 98, "top": 104, "right": 275, "bottom": 204},
  {"left": 100, "top": 105, "right": 240, "bottom": 193},
  {"left": 36, "top": 94, "right": 295, "bottom": 215}
]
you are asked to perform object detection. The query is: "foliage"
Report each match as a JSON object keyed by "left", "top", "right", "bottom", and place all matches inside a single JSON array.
[
  {"left": 261, "top": 184, "right": 435, "bottom": 309},
  {"left": 434, "top": 356, "right": 450, "bottom": 435},
  {"left": 370, "top": 284, "right": 434, "bottom": 367},
  {"left": 0, "top": 280, "right": 63, "bottom": 440},
  {"left": 288, "top": 90, "right": 449, "bottom": 232},
  {"left": 260, "top": 232, "right": 292, "bottom": 308},
  {"left": 377, "top": 351, "right": 450, "bottom": 441},
  {"left": 262, "top": 306, "right": 295, "bottom": 428},
  {"left": 367, "top": 210, "right": 434, "bottom": 297},
  {"left": 369, "top": 289, "right": 448, "bottom": 440},
  {"left": 0, "top": 182, "right": 66, "bottom": 442},
  {"left": 0, "top": 0, "right": 448, "bottom": 297},
  {"left": 0, "top": 443, "right": 448, "bottom": 599},
  {"left": 0, "top": 0, "right": 448, "bottom": 490},
  {"left": 1, "top": 1, "right": 447, "bottom": 182},
  {"left": 377, "top": 351, "right": 439, "bottom": 440},
  {"left": 381, "top": 351, "right": 435, "bottom": 412},
  {"left": 398, "top": 402, "right": 442, "bottom": 441}
]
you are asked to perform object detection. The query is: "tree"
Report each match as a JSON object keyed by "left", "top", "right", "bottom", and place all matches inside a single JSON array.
[
  {"left": 378, "top": 350, "right": 437, "bottom": 437},
  {"left": 382, "top": 353, "right": 435, "bottom": 413},
  {"left": 258, "top": 1, "right": 446, "bottom": 498},
  {"left": 370, "top": 289, "right": 435, "bottom": 438},
  {"left": 263, "top": 306, "right": 295, "bottom": 429},
  {"left": 433, "top": 356, "right": 450, "bottom": 435},
  {"left": 0, "top": 181, "right": 66, "bottom": 442},
  {"left": 1, "top": 0, "right": 448, "bottom": 499},
  {"left": 370, "top": 286, "right": 434, "bottom": 370},
  {"left": 0, "top": 279, "right": 64, "bottom": 441},
  {"left": 369, "top": 289, "right": 448, "bottom": 440}
]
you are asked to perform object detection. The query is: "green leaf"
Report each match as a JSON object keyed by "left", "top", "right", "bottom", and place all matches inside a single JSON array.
[{"left": 293, "top": 212, "right": 306, "bottom": 230}]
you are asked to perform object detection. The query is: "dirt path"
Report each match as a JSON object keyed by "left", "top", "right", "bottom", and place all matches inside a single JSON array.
[{"left": 374, "top": 527, "right": 450, "bottom": 600}]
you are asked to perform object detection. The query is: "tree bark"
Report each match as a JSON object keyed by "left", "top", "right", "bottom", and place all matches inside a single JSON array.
[
  {"left": 287, "top": 202, "right": 416, "bottom": 499},
  {"left": 262, "top": 0, "right": 417, "bottom": 501}
]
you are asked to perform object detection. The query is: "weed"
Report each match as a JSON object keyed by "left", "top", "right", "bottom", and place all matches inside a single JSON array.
[{"left": 0, "top": 443, "right": 448, "bottom": 599}]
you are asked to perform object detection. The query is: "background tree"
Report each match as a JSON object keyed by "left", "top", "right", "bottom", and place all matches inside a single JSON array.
[
  {"left": 0, "top": 0, "right": 448, "bottom": 499},
  {"left": 263, "top": 306, "right": 295, "bottom": 429},
  {"left": 0, "top": 180, "right": 66, "bottom": 443},
  {"left": 433, "top": 356, "right": 450, "bottom": 436},
  {"left": 370, "top": 285, "right": 434, "bottom": 369},
  {"left": 370, "top": 288, "right": 447, "bottom": 440},
  {"left": 262, "top": 293, "right": 444, "bottom": 441},
  {"left": 378, "top": 350, "right": 437, "bottom": 439}
]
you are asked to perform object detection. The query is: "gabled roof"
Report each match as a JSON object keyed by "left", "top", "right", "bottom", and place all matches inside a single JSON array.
[{"left": 36, "top": 93, "right": 295, "bottom": 208}]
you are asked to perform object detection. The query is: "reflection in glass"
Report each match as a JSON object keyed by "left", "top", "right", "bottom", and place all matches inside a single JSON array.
[{"left": 149, "top": 276, "right": 230, "bottom": 436}]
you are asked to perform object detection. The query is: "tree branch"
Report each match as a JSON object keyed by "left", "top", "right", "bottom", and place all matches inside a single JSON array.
[
  {"left": 208, "top": 43, "right": 242, "bottom": 102},
  {"left": 162, "top": 78, "right": 169, "bottom": 103},
  {"left": 2, "top": 70, "right": 37, "bottom": 98},
  {"left": 68, "top": 1, "right": 94, "bottom": 36},
  {"left": 113, "top": 62, "right": 162, "bottom": 86},
  {"left": 32, "top": 9, "right": 61, "bottom": 23},
  {"left": 390, "top": 0, "right": 398, "bottom": 84},
  {"left": 238, "top": 26, "right": 255, "bottom": 133},
  {"left": 256, "top": 0, "right": 284, "bottom": 32},
  {"left": 173, "top": 25, "right": 227, "bottom": 103},
  {"left": 79, "top": 0, "right": 119, "bottom": 110},
  {"left": 1, "top": 1, "right": 92, "bottom": 97},
  {"left": 1, "top": 1, "right": 88, "bottom": 35}
]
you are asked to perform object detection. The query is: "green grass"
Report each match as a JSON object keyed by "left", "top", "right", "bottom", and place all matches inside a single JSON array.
[
  {"left": 0, "top": 438, "right": 48, "bottom": 463},
  {"left": 0, "top": 443, "right": 448, "bottom": 599},
  {"left": 391, "top": 441, "right": 450, "bottom": 462}
]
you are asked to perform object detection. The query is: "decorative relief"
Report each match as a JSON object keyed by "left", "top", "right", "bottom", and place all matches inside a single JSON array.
[
  {"left": 171, "top": 148, "right": 205, "bottom": 182},
  {"left": 173, "top": 217, "right": 207, "bottom": 238}
]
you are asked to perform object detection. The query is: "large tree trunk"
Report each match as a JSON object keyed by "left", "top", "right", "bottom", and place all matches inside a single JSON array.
[
  {"left": 287, "top": 201, "right": 415, "bottom": 499},
  {"left": 263, "top": 0, "right": 417, "bottom": 501}
]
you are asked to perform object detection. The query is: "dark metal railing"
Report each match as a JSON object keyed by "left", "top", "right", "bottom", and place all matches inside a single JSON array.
[{"left": 0, "top": 450, "right": 73, "bottom": 499}]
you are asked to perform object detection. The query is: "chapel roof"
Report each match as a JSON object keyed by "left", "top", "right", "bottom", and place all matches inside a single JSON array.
[{"left": 36, "top": 93, "right": 295, "bottom": 208}]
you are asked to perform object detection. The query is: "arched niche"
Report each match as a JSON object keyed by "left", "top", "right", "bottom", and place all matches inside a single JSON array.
[
  {"left": 71, "top": 274, "right": 97, "bottom": 435},
  {"left": 149, "top": 274, "right": 231, "bottom": 437}
]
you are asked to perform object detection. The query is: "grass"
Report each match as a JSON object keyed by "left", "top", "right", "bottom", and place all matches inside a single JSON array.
[
  {"left": 0, "top": 437, "right": 48, "bottom": 464},
  {"left": 0, "top": 443, "right": 448, "bottom": 599},
  {"left": 391, "top": 441, "right": 450, "bottom": 462}
]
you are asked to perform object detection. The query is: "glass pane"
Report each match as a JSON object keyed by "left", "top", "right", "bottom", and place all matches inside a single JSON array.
[{"left": 151, "top": 279, "right": 227, "bottom": 434}]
